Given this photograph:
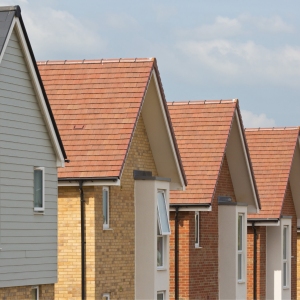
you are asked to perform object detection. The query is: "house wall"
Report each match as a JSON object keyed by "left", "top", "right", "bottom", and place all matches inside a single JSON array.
[
  {"left": 0, "top": 284, "right": 54, "bottom": 299},
  {"left": 297, "top": 233, "right": 300, "bottom": 299},
  {"left": 247, "top": 226, "right": 266, "bottom": 299},
  {"left": 281, "top": 182, "right": 297, "bottom": 300},
  {"left": 55, "top": 115, "right": 158, "bottom": 299},
  {"left": 0, "top": 29, "right": 58, "bottom": 288},
  {"left": 169, "top": 155, "right": 236, "bottom": 299}
]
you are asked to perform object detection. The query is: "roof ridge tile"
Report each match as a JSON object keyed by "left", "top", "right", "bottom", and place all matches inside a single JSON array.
[
  {"left": 167, "top": 99, "right": 237, "bottom": 106},
  {"left": 37, "top": 58, "right": 154, "bottom": 65},
  {"left": 245, "top": 127, "right": 300, "bottom": 132}
]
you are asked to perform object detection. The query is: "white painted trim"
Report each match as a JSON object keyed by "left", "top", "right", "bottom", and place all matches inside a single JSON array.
[
  {"left": 152, "top": 71, "right": 186, "bottom": 191},
  {"left": 0, "top": 17, "right": 16, "bottom": 64},
  {"left": 195, "top": 211, "right": 200, "bottom": 248},
  {"left": 33, "top": 167, "right": 45, "bottom": 212},
  {"left": 102, "top": 293, "right": 110, "bottom": 300},
  {"left": 247, "top": 221, "right": 280, "bottom": 227},
  {"left": 169, "top": 206, "right": 212, "bottom": 212},
  {"left": 12, "top": 18, "right": 65, "bottom": 167},
  {"left": 58, "top": 179, "right": 121, "bottom": 187},
  {"left": 32, "top": 286, "right": 39, "bottom": 300},
  {"left": 235, "top": 110, "right": 259, "bottom": 212}
]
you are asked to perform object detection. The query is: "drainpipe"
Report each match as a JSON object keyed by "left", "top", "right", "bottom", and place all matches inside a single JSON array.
[
  {"left": 79, "top": 180, "right": 86, "bottom": 300},
  {"left": 252, "top": 222, "right": 257, "bottom": 300},
  {"left": 175, "top": 206, "right": 179, "bottom": 300}
]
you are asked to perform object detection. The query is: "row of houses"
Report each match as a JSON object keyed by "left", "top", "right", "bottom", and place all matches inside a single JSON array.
[{"left": 0, "top": 5, "right": 299, "bottom": 300}]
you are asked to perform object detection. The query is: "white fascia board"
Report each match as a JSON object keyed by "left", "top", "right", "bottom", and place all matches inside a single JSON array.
[
  {"left": 0, "top": 17, "right": 16, "bottom": 64},
  {"left": 247, "top": 221, "right": 280, "bottom": 227},
  {"left": 169, "top": 206, "right": 212, "bottom": 212},
  {"left": 235, "top": 109, "right": 259, "bottom": 213},
  {"left": 152, "top": 70, "right": 186, "bottom": 191},
  {"left": 58, "top": 179, "right": 121, "bottom": 187},
  {"left": 12, "top": 18, "right": 65, "bottom": 167}
]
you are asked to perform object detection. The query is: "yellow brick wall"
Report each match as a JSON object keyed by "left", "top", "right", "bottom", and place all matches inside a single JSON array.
[
  {"left": 55, "top": 114, "right": 157, "bottom": 299},
  {"left": 0, "top": 284, "right": 54, "bottom": 300}
]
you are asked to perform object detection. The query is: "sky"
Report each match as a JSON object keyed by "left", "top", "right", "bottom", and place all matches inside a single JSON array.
[{"left": 1, "top": 0, "right": 300, "bottom": 128}]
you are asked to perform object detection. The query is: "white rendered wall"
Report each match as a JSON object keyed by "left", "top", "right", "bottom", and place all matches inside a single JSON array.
[
  {"left": 219, "top": 204, "right": 247, "bottom": 300},
  {"left": 135, "top": 180, "right": 170, "bottom": 299},
  {"left": 266, "top": 218, "right": 291, "bottom": 300}
]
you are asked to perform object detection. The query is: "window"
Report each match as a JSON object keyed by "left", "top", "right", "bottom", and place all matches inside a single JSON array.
[
  {"left": 102, "top": 293, "right": 110, "bottom": 300},
  {"left": 283, "top": 225, "right": 289, "bottom": 288},
  {"left": 157, "top": 191, "right": 170, "bottom": 268},
  {"left": 195, "top": 211, "right": 200, "bottom": 248},
  {"left": 31, "top": 286, "right": 39, "bottom": 300},
  {"left": 34, "top": 167, "right": 44, "bottom": 211},
  {"left": 157, "top": 291, "right": 165, "bottom": 300},
  {"left": 103, "top": 187, "right": 109, "bottom": 229},
  {"left": 238, "top": 213, "right": 244, "bottom": 282}
]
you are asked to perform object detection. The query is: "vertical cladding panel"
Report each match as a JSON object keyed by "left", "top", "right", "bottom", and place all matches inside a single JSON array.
[
  {"left": 0, "top": 28, "right": 58, "bottom": 287},
  {"left": 281, "top": 181, "right": 297, "bottom": 300},
  {"left": 247, "top": 226, "right": 266, "bottom": 300},
  {"left": 169, "top": 155, "right": 235, "bottom": 299}
]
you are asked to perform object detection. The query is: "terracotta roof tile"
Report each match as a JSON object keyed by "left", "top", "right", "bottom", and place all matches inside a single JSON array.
[
  {"left": 168, "top": 100, "right": 237, "bottom": 204},
  {"left": 38, "top": 59, "right": 155, "bottom": 179},
  {"left": 245, "top": 127, "right": 299, "bottom": 219}
]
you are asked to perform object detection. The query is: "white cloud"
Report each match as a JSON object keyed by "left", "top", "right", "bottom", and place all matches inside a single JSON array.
[
  {"left": 241, "top": 110, "right": 276, "bottom": 128},
  {"left": 179, "top": 16, "right": 242, "bottom": 40},
  {"left": 177, "top": 39, "right": 300, "bottom": 86}
]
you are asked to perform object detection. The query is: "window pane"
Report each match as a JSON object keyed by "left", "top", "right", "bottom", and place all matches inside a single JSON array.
[
  {"left": 157, "top": 292, "right": 164, "bottom": 300},
  {"left": 238, "top": 253, "right": 242, "bottom": 280},
  {"left": 283, "top": 226, "right": 287, "bottom": 260},
  {"left": 157, "top": 236, "right": 163, "bottom": 267},
  {"left": 31, "top": 288, "right": 38, "bottom": 300},
  {"left": 34, "top": 170, "right": 43, "bottom": 208},
  {"left": 157, "top": 192, "right": 170, "bottom": 234},
  {"left": 195, "top": 213, "right": 199, "bottom": 245},
  {"left": 283, "top": 262, "right": 287, "bottom": 287},
  {"left": 103, "top": 190, "right": 108, "bottom": 225},
  {"left": 238, "top": 214, "right": 243, "bottom": 251}
]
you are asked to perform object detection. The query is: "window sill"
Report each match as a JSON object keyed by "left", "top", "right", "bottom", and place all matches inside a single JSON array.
[
  {"left": 33, "top": 210, "right": 44, "bottom": 215},
  {"left": 103, "top": 227, "right": 113, "bottom": 231},
  {"left": 283, "top": 286, "right": 290, "bottom": 290},
  {"left": 157, "top": 267, "right": 167, "bottom": 271},
  {"left": 195, "top": 246, "right": 202, "bottom": 249},
  {"left": 238, "top": 280, "right": 245, "bottom": 284}
]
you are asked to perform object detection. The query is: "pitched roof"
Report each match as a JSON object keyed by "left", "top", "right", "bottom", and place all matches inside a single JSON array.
[
  {"left": 246, "top": 127, "right": 299, "bottom": 219},
  {"left": 167, "top": 100, "right": 237, "bottom": 204},
  {"left": 38, "top": 58, "right": 186, "bottom": 182},
  {"left": 0, "top": 5, "right": 67, "bottom": 164}
]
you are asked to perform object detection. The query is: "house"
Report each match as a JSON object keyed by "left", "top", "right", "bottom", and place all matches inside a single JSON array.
[
  {"left": 167, "top": 100, "right": 260, "bottom": 300},
  {"left": 0, "top": 5, "right": 67, "bottom": 300},
  {"left": 37, "top": 58, "right": 187, "bottom": 299},
  {"left": 245, "top": 127, "right": 300, "bottom": 300}
]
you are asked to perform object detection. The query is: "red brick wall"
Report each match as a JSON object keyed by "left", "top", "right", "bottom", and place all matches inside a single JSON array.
[
  {"left": 281, "top": 181, "right": 297, "bottom": 300},
  {"left": 247, "top": 226, "right": 266, "bottom": 299},
  {"left": 169, "top": 155, "right": 236, "bottom": 299}
]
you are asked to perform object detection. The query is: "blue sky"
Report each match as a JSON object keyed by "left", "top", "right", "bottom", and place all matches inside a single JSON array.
[{"left": 2, "top": 0, "right": 300, "bottom": 127}]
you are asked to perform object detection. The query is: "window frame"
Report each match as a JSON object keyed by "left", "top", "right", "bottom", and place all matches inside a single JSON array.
[
  {"left": 31, "top": 286, "right": 39, "bottom": 300},
  {"left": 102, "top": 293, "right": 110, "bottom": 300},
  {"left": 195, "top": 211, "right": 200, "bottom": 248},
  {"left": 103, "top": 186, "right": 109, "bottom": 230},
  {"left": 33, "top": 167, "right": 45, "bottom": 212},
  {"left": 157, "top": 190, "right": 170, "bottom": 270},
  {"left": 157, "top": 291, "right": 165, "bottom": 300},
  {"left": 237, "top": 213, "right": 244, "bottom": 282},
  {"left": 283, "top": 225, "right": 289, "bottom": 288}
]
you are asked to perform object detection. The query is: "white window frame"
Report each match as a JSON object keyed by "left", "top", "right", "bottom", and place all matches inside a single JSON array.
[
  {"left": 102, "top": 293, "right": 110, "bottom": 300},
  {"left": 31, "top": 286, "right": 39, "bottom": 300},
  {"left": 237, "top": 213, "right": 245, "bottom": 282},
  {"left": 157, "top": 291, "right": 165, "bottom": 300},
  {"left": 103, "top": 187, "right": 109, "bottom": 230},
  {"left": 34, "top": 167, "right": 45, "bottom": 212},
  {"left": 283, "top": 225, "right": 289, "bottom": 288},
  {"left": 157, "top": 190, "right": 170, "bottom": 269},
  {"left": 195, "top": 211, "right": 200, "bottom": 248}
]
